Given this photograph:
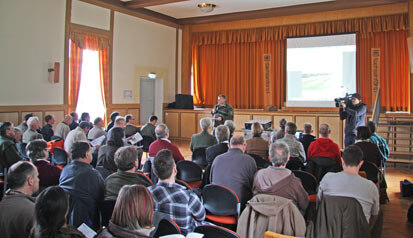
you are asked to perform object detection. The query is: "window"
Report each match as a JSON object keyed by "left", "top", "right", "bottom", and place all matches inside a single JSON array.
[{"left": 76, "top": 49, "right": 105, "bottom": 120}]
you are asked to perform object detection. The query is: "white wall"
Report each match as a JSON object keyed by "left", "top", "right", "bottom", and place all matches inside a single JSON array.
[
  {"left": 112, "top": 12, "right": 177, "bottom": 104},
  {"left": 71, "top": 0, "right": 110, "bottom": 30},
  {"left": 0, "top": 0, "right": 66, "bottom": 105}
]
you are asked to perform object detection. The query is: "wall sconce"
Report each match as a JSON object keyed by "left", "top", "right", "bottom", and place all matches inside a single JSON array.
[
  {"left": 48, "top": 62, "right": 60, "bottom": 83},
  {"left": 148, "top": 72, "right": 156, "bottom": 79}
]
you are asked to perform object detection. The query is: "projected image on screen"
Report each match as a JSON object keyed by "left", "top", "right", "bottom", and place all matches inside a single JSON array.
[{"left": 286, "top": 34, "right": 356, "bottom": 107}]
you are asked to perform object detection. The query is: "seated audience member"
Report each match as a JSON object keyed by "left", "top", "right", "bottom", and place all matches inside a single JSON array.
[
  {"left": 23, "top": 116, "right": 43, "bottom": 144},
  {"left": 224, "top": 120, "right": 236, "bottom": 140},
  {"left": 13, "top": 127, "right": 25, "bottom": 157},
  {"left": 0, "top": 122, "right": 23, "bottom": 168},
  {"left": 149, "top": 124, "right": 184, "bottom": 162},
  {"left": 96, "top": 185, "right": 155, "bottom": 238},
  {"left": 69, "top": 112, "right": 79, "bottom": 131},
  {"left": 107, "top": 116, "right": 127, "bottom": 139},
  {"left": 0, "top": 161, "right": 39, "bottom": 238},
  {"left": 190, "top": 117, "right": 217, "bottom": 152},
  {"left": 64, "top": 121, "right": 92, "bottom": 158},
  {"left": 204, "top": 125, "right": 230, "bottom": 185},
  {"left": 307, "top": 123, "right": 341, "bottom": 165},
  {"left": 55, "top": 115, "right": 73, "bottom": 140},
  {"left": 279, "top": 122, "right": 306, "bottom": 162},
  {"left": 106, "top": 111, "right": 120, "bottom": 132},
  {"left": 318, "top": 145, "right": 380, "bottom": 227},
  {"left": 253, "top": 141, "right": 309, "bottom": 214},
  {"left": 79, "top": 112, "right": 91, "bottom": 123},
  {"left": 124, "top": 114, "right": 140, "bottom": 138},
  {"left": 246, "top": 122, "right": 270, "bottom": 160},
  {"left": 354, "top": 126, "right": 382, "bottom": 167},
  {"left": 140, "top": 115, "right": 158, "bottom": 141},
  {"left": 30, "top": 186, "right": 84, "bottom": 238},
  {"left": 98, "top": 127, "right": 125, "bottom": 172},
  {"left": 88, "top": 117, "right": 106, "bottom": 140},
  {"left": 210, "top": 135, "right": 257, "bottom": 208},
  {"left": 271, "top": 118, "right": 287, "bottom": 142},
  {"left": 367, "top": 121, "right": 389, "bottom": 166},
  {"left": 27, "top": 139, "right": 61, "bottom": 189},
  {"left": 299, "top": 123, "right": 316, "bottom": 156},
  {"left": 149, "top": 149, "right": 206, "bottom": 235},
  {"left": 17, "top": 113, "right": 33, "bottom": 134},
  {"left": 59, "top": 141, "right": 105, "bottom": 228},
  {"left": 105, "top": 146, "right": 149, "bottom": 200},
  {"left": 40, "top": 114, "right": 55, "bottom": 141}
]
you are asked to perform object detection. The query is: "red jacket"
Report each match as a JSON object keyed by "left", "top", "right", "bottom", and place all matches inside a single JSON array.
[
  {"left": 148, "top": 139, "right": 185, "bottom": 162},
  {"left": 307, "top": 138, "right": 341, "bottom": 165}
]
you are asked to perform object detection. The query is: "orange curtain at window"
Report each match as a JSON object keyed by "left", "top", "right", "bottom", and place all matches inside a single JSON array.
[
  {"left": 68, "top": 40, "right": 83, "bottom": 113},
  {"left": 193, "top": 40, "right": 286, "bottom": 109},
  {"left": 359, "top": 30, "right": 410, "bottom": 111},
  {"left": 98, "top": 47, "right": 110, "bottom": 109}
]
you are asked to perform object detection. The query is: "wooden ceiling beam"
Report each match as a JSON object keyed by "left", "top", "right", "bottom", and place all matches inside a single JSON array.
[{"left": 124, "top": 0, "right": 190, "bottom": 8}]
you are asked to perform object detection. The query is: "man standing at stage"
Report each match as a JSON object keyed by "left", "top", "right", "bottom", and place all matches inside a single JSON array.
[
  {"left": 339, "top": 93, "right": 367, "bottom": 147},
  {"left": 211, "top": 94, "right": 234, "bottom": 128}
]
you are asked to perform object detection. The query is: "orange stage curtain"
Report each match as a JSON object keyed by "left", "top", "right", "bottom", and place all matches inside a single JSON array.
[
  {"left": 359, "top": 30, "right": 410, "bottom": 112},
  {"left": 68, "top": 40, "right": 83, "bottom": 113},
  {"left": 192, "top": 13, "right": 409, "bottom": 111}
]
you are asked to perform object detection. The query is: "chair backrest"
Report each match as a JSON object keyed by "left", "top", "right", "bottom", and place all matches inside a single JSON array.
[
  {"left": 305, "top": 157, "right": 342, "bottom": 182},
  {"left": 142, "top": 136, "right": 155, "bottom": 151},
  {"left": 203, "top": 184, "right": 240, "bottom": 217},
  {"left": 96, "top": 166, "right": 112, "bottom": 180},
  {"left": 176, "top": 160, "right": 203, "bottom": 183},
  {"left": 176, "top": 179, "right": 193, "bottom": 192},
  {"left": 286, "top": 157, "right": 304, "bottom": 171},
  {"left": 360, "top": 161, "right": 380, "bottom": 184},
  {"left": 248, "top": 153, "right": 272, "bottom": 170},
  {"left": 135, "top": 171, "right": 153, "bottom": 185},
  {"left": 143, "top": 157, "right": 158, "bottom": 184},
  {"left": 194, "top": 225, "right": 241, "bottom": 238},
  {"left": 192, "top": 147, "right": 207, "bottom": 168},
  {"left": 153, "top": 218, "right": 181, "bottom": 238},
  {"left": 52, "top": 147, "right": 68, "bottom": 166},
  {"left": 292, "top": 170, "right": 318, "bottom": 194},
  {"left": 100, "top": 199, "right": 116, "bottom": 227}
]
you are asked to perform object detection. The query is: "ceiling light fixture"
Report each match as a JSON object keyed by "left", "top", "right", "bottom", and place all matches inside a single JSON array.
[{"left": 197, "top": 3, "right": 216, "bottom": 13}]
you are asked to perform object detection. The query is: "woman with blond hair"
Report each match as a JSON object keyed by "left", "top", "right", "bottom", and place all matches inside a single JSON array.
[
  {"left": 246, "top": 122, "right": 270, "bottom": 161},
  {"left": 96, "top": 184, "right": 155, "bottom": 238}
]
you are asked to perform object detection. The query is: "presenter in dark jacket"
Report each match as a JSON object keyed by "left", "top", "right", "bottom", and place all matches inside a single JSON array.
[
  {"left": 339, "top": 93, "right": 366, "bottom": 147},
  {"left": 211, "top": 94, "right": 234, "bottom": 128}
]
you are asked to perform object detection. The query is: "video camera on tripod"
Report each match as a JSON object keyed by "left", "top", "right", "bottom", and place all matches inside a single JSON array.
[{"left": 334, "top": 93, "right": 355, "bottom": 107}]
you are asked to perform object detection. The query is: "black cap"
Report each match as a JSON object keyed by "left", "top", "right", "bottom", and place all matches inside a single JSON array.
[{"left": 352, "top": 93, "right": 361, "bottom": 100}]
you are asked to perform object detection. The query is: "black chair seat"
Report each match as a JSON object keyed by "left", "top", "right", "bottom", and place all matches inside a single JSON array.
[
  {"left": 194, "top": 225, "right": 241, "bottom": 238},
  {"left": 176, "top": 160, "right": 203, "bottom": 183},
  {"left": 360, "top": 161, "right": 380, "bottom": 184},
  {"left": 52, "top": 147, "right": 68, "bottom": 166},
  {"left": 192, "top": 147, "right": 207, "bottom": 168},
  {"left": 305, "top": 157, "right": 342, "bottom": 182},
  {"left": 292, "top": 170, "right": 318, "bottom": 195},
  {"left": 153, "top": 218, "right": 181, "bottom": 238},
  {"left": 248, "top": 153, "right": 271, "bottom": 170},
  {"left": 286, "top": 157, "right": 305, "bottom": 171}
]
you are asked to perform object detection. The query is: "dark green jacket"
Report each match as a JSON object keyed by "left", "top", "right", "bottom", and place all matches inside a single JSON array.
[
  {"left": 105, "top": 171, "right": 152, "bottom": 200},
  {"left": 0, "top": 135, "right": 22, "bottom": 168},
  {"left": 140, "top": 123, "right": 156, "bottom": 141},
  {"left": 190, "top": 131, "right": 217, "bottom": 152},
  {"left": 211, "top": 103, "right": 234, "bottom": 127}
]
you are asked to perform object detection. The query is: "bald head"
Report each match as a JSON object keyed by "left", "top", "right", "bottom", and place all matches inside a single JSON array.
[
  {"left": 229, "top": 135, "right": 246, "bottom": 152},
  {"left": 319, "top": 123, "right": 331, "bottom": 138}
]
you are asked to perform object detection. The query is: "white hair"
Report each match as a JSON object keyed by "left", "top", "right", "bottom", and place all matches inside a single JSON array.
[
  {"left": 27, "top": 116, "right": 40, "bottom": 128},
  {"left": 200, "top": 117, "right": 212, "bottom": 131}
]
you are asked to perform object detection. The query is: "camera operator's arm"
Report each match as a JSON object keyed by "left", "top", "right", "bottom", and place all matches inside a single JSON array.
[
  {"left": 344, "top": 104, "right": 367, "bottom": 117},
  {"left": 339, "top": 104, "right": 347, "bottom": 120}
]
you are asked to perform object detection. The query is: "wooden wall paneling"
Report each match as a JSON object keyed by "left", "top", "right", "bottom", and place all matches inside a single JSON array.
[
  {"left": 22, "top": 111, "right": 44, "bottom": 126},
  {"left": 164, "top": 111, "right": 179, "bottom": 138},
  {"left": 319, "top": 116, "right": 341, "bottom": 147},
  {"left": 44, "top": 111, "right": 65, "bottom": 130},
  {"left": 295, "top": 116, "right": 317, "bottom": 136},
  {"left": 195, "top": 112, "right": 212, "bottom": 133},
  {"left": 273, "top": 115, "right": 294, "bottom": 129},
  {"left": 0, "top": 112, "right": 19, "bottom": 125},
  {"left": 180, "top": 112, "right": 196, "bottom": 139},
  {"left": 252, "top": 115, "right": 273, "bottom": 129},
  {"left": 127, "top": 109, "right": 140, "bottom": 124},
  {"left": 113, "top": 109, "right": 128, "bottom": 117},
  {"left": 234, "top": 114, "right": 252, "bottom": 132}
]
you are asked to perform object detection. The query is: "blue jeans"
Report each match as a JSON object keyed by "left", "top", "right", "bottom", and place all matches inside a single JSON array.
[{"left": 345, "top": 134, "right": 356, "bottom": 147}]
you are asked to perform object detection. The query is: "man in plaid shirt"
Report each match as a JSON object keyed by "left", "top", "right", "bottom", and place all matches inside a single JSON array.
[{"left": 149, "top": 149, "right": 207, "bottom": 235}]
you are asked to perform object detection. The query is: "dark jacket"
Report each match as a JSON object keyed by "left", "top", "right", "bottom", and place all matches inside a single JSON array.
[
  {"left": 106, "top": 121, "right": 114, "bottom": 132},
  {"left": 339, "top": 103, "right": 367, "bottom": 136},
  {"left": 309, "top": 195, "right": 371, "bottom": 238},
  {"left": 95, "top": 221, "right": 152, "bottom": 238},
  {"left": 98, "top": 144, "right": 122, "bottom": 172},
  {"left": 30, "top": 225, "right": 85, "bottom": 238},
  {"left": 211, "top": 103, "right": 234, "bottom": 127},
  {"left": 34, "top": 160, "right": 61, "bottom": 189},
  {"left": 0, "top": 135, "right": 22, "bottom": 168},
  {"left": 190, "top": 131, "right": 217, "bottom": 152},
  {"left": 140, "top": 123, "right": 156, "bottom": 141},
  {"left": 69, "top": 121, "right": 79, "bottom": 131},
  {"left": 355, "top": 141, "right": 383, "bottom": 167},
  {"left": 41, "top": 123, "right": 54, "bottom": 141},
  {"left": 59, "top": 160, "right": 105, "bottom": 229},
  {"left": 124, "top": 124, "right": 140, "bottom": 138},
  {"left": 299, "top": 134, "right": 316, "bottom": 156},
  {"left": 105, "top": 171, "right": 152, "bottom": 200}
]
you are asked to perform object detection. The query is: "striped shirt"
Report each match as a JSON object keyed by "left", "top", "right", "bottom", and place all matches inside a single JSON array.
[{"left": 149, "top": 181, "right": 206, "bottom": 234}]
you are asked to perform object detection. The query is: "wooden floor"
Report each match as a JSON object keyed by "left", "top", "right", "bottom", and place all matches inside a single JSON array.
[{"left": 171, "top": 139, "right": 413, "bottom": 238}]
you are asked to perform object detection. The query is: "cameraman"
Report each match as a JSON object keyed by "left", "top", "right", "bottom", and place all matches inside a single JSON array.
[{"left": 339, "top": 93, "right": 366, "bottom": 147}]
